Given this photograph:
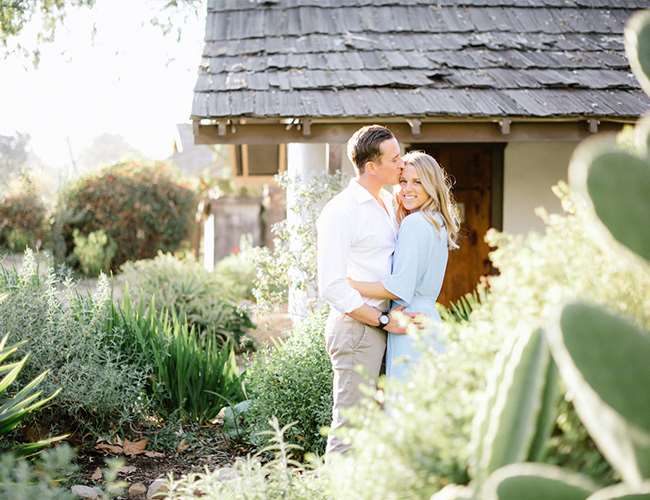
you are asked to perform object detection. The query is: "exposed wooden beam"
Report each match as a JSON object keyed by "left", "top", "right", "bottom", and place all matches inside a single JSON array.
[
  {"left": 407, "top": 119, "right": 421, "bottom": 136},
  {"left": 301, "top": 119, "right": 312, "bottom": 136},
  {"left": 499, "top": 118, "right": 512, "bottom": 135},
  {"left": 587, "top": 119, "right": 600, "bottom": 134},
  {"left": 194, "top": 120, "right": 628, "bottom": 145}
]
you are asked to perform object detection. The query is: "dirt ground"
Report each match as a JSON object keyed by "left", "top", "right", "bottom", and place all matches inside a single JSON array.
[{"left": 73, "top": 427, "right": 256, "bottom": 495}]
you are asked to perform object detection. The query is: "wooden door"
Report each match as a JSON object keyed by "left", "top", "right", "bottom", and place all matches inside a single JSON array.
[{"left": 406, "top": 144, "right": 503, "bottom": 306}]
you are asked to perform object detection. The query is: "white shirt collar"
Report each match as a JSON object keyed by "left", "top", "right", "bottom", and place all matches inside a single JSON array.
[{"left": 348, "top": 178, "right": 395, "bottom": 208}]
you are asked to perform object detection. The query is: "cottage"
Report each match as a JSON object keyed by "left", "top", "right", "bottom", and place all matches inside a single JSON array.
[{"left": 192, "top": 0, "right": 650, "bottom": 315}]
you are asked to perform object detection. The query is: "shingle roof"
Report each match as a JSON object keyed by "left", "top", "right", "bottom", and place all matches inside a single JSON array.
[{"left": 192, "top": 0, "right": 650, "bottom": 120}]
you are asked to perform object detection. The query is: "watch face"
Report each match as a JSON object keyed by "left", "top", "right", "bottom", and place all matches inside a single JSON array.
[{"left": 380, "top": 314, "right": 389, "bottom": 326}]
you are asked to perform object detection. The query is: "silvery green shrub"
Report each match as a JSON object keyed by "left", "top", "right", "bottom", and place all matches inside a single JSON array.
[
  {"left": 0, "top": 445, "right": 77, "bottom": 500},
  {"left": 120, "top": 253, "right": 254, "bottom": 349},
  {"left": 0, "top": 250, "right": 149, "bottom": 434},
  {"left": 166, "top": 418, "right": 329, "bottom": 500}
]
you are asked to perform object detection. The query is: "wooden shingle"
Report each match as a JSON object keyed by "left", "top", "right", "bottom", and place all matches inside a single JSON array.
[{"left": 193, "top": 0, "right": 650, "bottom": 119}]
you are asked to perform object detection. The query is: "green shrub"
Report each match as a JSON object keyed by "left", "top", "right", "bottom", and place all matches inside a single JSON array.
[
  {"left": 72, "top": 229, "right": 117, "bottom": 276},
  {"left": 121, "top": 253, "right": 254, "bottom": 348},
  {"left": 6, "top": 228, "right": 31, "bottom": 253},
  {"left": 244, "top": 309, "right": 332, "bottom": 456},
  {"left": 51, "top": 161, "right": 197, "bottom": 270},
  {"left": 214, "top": 236, "right": 259, "bottom": 303},
  {"left": 0, "top": 251, "right": 149, "bottom": 435},
  {"left": 110, "top": 294, "right": 245, "bottom": 423},
  {"left": 0, "top": 187, "right": 47, "bottom": 252},
  {"left": 0, "top": 445, "right": 77, "bottom": 500}
]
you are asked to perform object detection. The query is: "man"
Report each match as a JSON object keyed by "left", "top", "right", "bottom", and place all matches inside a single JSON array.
[{"left": 317, "top": 124, "right": 403, "bottom": 455}]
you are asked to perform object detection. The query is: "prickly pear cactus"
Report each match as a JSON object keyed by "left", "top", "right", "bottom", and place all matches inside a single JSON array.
[
  {"left": 626, "top": 11, "right": 650, "bottom": 97},
  {"left": 469, "top": 328, "right": 559, "bottom": 485},
  {"left": 547, "top": 302, "right": 650, "bottom": 485},
  {"left": 570, "top": 11, "right": 650, "bottom": 264},
  {"left": 561, "top": 10, "right": 650, "bottom": 483},
  {"left": 475, "top": 10, "right": 650, "bottom": 500},
  {"left": 587, "top": 482, "right": 650, "bottom": 500},
  {"left": 569, "top": 138, "right": 650, "bottom": 263},
  {"left": 481, "top": 463, "right": 598, "bottom": 500}
]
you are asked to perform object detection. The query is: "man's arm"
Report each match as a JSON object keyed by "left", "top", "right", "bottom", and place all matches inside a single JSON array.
[
  {"left": 347, "top": 304, "right": 406, "bottom": 333},
  {"left": 346, "top": 303, "right": 383, "bottom": 326},
  {"left": 317, "top": 204, "right": 365, "bottom": 313}
]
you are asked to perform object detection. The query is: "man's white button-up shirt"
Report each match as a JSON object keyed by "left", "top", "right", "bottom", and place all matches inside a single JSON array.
[{"left": 317, "top": 178, "right": 397, "bottom": 314}]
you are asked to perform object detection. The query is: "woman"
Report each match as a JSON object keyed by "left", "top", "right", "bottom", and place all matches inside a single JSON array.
[{"left": 348, "top": 151, "right": 460, "bottom": 381}]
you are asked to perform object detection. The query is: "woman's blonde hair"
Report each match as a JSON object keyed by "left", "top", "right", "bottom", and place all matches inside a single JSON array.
[{"left": 396, "top": 151, "right": 460, "bottom": 249}]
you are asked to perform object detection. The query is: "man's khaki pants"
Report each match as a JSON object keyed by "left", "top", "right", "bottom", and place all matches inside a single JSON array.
[{"left": 325, "top": 312, "right": 386, "bottom": 456}]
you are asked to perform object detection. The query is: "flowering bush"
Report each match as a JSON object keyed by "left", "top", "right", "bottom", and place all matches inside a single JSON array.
[
  {"left": 0, "top": 183, "right": 47, "bottom": 252},
  {"left": 51, "top": 161, "right": 197, "bottom": 270}
]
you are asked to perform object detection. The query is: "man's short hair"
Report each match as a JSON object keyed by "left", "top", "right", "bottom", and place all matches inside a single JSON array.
[{"left": 347, "top": 125, "right": 395, "bottom": 174}]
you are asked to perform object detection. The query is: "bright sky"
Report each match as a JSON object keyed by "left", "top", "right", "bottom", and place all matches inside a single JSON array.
[{"left": 0, "top": 0, "right": 206, "bottom": 166}]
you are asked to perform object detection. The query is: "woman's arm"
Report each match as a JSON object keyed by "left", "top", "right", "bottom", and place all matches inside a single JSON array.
[{"left": 347, "top": 279, "right": 400, "bottom": 300}]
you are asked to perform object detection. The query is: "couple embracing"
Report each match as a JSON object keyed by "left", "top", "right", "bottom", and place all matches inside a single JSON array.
[{"left": 316, "top": 125, "right": 460, "bottom": 456}]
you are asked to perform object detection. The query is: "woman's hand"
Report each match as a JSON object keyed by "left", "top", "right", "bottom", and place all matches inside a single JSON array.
[
  {"left": 382, "top": 307, "right": 423, "bottom": 335},
  {"left": 383, "top": 307, "right": 407, "bottom": 334}
]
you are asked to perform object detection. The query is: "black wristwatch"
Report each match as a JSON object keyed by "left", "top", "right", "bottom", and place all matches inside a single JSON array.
[{"left": 378, "top": 312, "right": 390, "bottom": 328}]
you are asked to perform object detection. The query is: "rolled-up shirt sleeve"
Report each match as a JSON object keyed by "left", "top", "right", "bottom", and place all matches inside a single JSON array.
[
  {"left": 317, "top": 205, "right": 365, "bottom": 313},
  {"left": 382, "top": 214, "right": 426, "bottom": 304}
]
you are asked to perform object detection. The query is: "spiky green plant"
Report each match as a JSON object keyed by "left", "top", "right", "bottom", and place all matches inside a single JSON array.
[
  {"left": 111, "top": 293, "right": 245, "bottom": 423},
  {"left": 0, "top": 334, "right": 66, "bottom": 456}
]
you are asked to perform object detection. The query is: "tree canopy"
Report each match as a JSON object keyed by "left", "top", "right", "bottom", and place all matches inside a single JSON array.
[{"left": 0, "top": 0, "right": 202, "bottom": 65}]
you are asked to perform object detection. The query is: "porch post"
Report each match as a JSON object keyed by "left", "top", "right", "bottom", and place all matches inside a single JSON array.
[{"left": 286, "top": 142, "right": 328, "bottom": 323}]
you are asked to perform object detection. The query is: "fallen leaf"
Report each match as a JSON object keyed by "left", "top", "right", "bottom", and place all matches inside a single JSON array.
[
  {"left": 91, "top": 467, "right": 102, "bottom": 481},
  {"left": 115, "top": 435, "right": 123, "bottom": 446},
  {"left": 144, "top": 450, "right": 165, "bottom": 458},
  {"left": 176, "top": 439, "right": 189, "bottom": 453},
  {"left": 123, "top": 438, "right": 149, "bottom": 457},
  {"left": 95, "top": 443, "right": 123, "bottom": 455},
  {"left": 118, "top": 465, "right": 137, "bottom": 475}
]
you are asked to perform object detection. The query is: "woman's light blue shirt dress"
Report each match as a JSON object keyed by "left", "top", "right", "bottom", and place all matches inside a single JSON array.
[{"left": 382, "top": 211, "right": 449, "bottom": 381}]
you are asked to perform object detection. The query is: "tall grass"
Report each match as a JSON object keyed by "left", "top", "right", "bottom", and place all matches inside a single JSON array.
[{"left": 111, "top": 294, "right": 245, "bottom": 423}]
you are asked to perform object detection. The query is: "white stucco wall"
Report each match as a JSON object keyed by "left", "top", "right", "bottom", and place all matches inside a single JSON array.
[{"left": 503, "top": 141, "right": 580, "bottom": 234}]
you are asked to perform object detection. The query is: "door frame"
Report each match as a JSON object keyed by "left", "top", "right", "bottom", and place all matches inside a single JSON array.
[{"left": 405, "top": 142, "right": 505, "bottom": 231}]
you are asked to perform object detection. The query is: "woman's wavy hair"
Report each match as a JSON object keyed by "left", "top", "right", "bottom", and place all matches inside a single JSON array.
[{"left": 396, "top": 151, "right": 460, "bottom": 249}]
